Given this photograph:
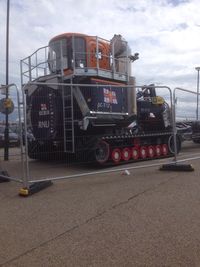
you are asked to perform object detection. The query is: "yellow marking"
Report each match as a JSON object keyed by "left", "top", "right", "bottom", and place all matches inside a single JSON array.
[
  {"left": 19, "top": 188, "right": 29, "bottom": 196},
  {"left": 152, "top": 96, "right": 165, "bottom": 105},
  {"left": 3, "top": 98, "right": 13, "bottom": 108}
]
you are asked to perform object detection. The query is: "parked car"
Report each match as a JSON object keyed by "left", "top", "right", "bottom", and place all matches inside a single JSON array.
[{"left": 0, "top": 126, "right": 20, "bottom": 148}]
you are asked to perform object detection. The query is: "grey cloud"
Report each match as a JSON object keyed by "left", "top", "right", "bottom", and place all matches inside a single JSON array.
[
  {"left": 0, "top": 0, "right": 200, "bottom": 95},
  {"left": 166, "top": 0, "right": 189, "bottom": 6}
]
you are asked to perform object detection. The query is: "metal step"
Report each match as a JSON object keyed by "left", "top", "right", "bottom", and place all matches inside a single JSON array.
[{"left": 63, "top": 84, "right": 75, "bottom": 153}]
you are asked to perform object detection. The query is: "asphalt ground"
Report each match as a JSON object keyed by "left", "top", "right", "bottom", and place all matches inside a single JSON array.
[{"left": 1, "top": 142, "right": 200, "bottom": 266}]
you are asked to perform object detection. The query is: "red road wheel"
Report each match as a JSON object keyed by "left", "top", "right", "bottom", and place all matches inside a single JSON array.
[
  {"left": 122, "top": 147, "right": 131, "bottom": 161},
  {"left": 140, "top": 146, "right": 147, "bottom": 159},
  {"left": 95, "top": 140, "right": 110, "bottom": 164},
  {"left": 111, "top": 148, "right": 122, "bottom": 164},
  {"left": 131, "top": 147, "right": 139, "bottom": 160},
  {"left": 162, "top": 144, "right": 168, "bottom": 156},
  {"left": 155, "top": 145, "right": 162, "bottom": 157},
  {"left": 147, "top": 146, "right": 155, "bottom": 158}
]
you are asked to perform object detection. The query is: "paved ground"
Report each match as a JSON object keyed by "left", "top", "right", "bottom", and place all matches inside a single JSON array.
[{"left": 1, "top": 142, "right": 200, "bottom": 266}]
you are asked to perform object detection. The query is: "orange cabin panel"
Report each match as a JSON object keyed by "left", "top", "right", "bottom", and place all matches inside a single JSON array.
[
  {"left": 49, "top": 33, "right": 112, "bottom": 74},
  {"left": 86, "top": 37, "right": 110, "bottom": 70}
]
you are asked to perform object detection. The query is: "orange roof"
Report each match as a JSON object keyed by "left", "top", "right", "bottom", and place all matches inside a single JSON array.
[{"left": 49, "top": 33, "right": 89, "bottom": 43}]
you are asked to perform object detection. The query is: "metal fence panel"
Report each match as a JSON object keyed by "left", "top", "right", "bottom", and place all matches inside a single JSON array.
[
  {"left": 0, "top": 84, "right": 24, "bottom": 183},
  {"left": 21, "top": 82, "right": 180, "bottom": 189}
]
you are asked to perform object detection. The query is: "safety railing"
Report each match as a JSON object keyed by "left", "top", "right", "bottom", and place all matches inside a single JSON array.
[
  {"left": 0, "top": 84, "right": 24, "bottom": 184},
  {"left": 20, "top": 36, "right": 130, "bottom": 86},
  {"left": 18, "top": 82, "right": 185, "bottom": 196},
  {"left": 174, "top": 86, "right": 200, "bottom": 142},
  {"left": 20, "top": 46, "right": 49, "bottom": 85},
  {"left": 3, "top": 83, "right": 199, "bottom": 196}
]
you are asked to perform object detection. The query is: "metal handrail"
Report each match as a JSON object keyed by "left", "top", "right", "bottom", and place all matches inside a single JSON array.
[
  {"left": 21, "top": 36, "right": 131, "bottom": 84},
  {"left": 21, "top": 45, "right": 48, "bottom": 62}
]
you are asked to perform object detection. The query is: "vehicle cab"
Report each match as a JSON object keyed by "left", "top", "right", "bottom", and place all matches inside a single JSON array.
[{"left": 48, "top": 33, "right": 131, "bottom": 82}]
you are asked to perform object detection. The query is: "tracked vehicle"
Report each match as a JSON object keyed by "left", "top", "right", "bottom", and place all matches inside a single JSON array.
[{"left": 21, "top": 33, "right": 181, "bottom": 164}]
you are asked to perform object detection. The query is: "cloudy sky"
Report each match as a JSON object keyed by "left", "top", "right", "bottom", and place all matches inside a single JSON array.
[{"left": 0, "top": 0, "right": 200, "bottom": 95}]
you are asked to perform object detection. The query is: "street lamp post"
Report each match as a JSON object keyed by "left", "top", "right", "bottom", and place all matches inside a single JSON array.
[
  {"left": 4, "top": 0, "right": 10, "bottom": 161},
  {"left": 195, "top": 66, "right": 200, "bottom": 121}
]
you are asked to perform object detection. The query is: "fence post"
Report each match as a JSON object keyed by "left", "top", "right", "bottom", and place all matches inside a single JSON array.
[
  {"left": 18, "top": 84, "right": 30, "bottom": 196},
  {"left": 19, "top": 84, "right": 53, "bottom": 197},
  {"left": 172, "top": 88, "right": 178, "bottom": 162},
  {"left": 160, "top": 87, "right": 194, "bottom": 171}
]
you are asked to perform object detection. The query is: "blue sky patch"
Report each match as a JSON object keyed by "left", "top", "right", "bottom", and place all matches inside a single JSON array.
[{"left": 166, "top": 0, "right": 189, "bottom": 6}]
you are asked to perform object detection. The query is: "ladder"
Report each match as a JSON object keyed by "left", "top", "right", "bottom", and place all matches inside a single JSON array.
[{"left": 62, "top": 83, "right": 75, "bottom": 153}]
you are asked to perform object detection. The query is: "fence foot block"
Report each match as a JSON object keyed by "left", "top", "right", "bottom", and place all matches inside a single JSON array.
[
  {"left": 0, "top": 171, "right": 10, "bottom": 183},
  {"left": 160, "top": 163, "right": 194, "bottom": 172},
  {"left": 19, "top": 181, "right": 53, "bottom": 197}
]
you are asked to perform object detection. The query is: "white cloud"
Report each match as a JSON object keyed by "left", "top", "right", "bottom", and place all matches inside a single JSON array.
[{"left": 0, "top": 0, "right": 200, "bottom": 94}]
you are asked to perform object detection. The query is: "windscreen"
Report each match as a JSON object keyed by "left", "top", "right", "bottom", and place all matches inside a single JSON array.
[
  {"left": 74, "top": 37, "right": 86, "bottom": 68},
  {"left": 48, "top": 38, "right": 69, "bottom": 73}
]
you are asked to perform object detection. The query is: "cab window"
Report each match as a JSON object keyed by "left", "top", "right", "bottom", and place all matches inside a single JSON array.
[
  {"left": 48, "top": 38, "right": 69, "bottom": 73},
  {"left": 74, "top": 37, "right": 86, "bottom": 68}
]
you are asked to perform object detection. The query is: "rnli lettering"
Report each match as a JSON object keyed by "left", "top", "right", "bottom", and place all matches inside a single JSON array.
[
  {"left": 38, "top": 121, "right": 49, "bottom": 128},
  {"left": 39, "top": 110, "right": 50, "bottom": 116},
  {"left": 97, "top": 102, "right": 110, "bottom": 109},
  {"left": 39, "top": 103, "right": 50, "bottom": 116}
]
